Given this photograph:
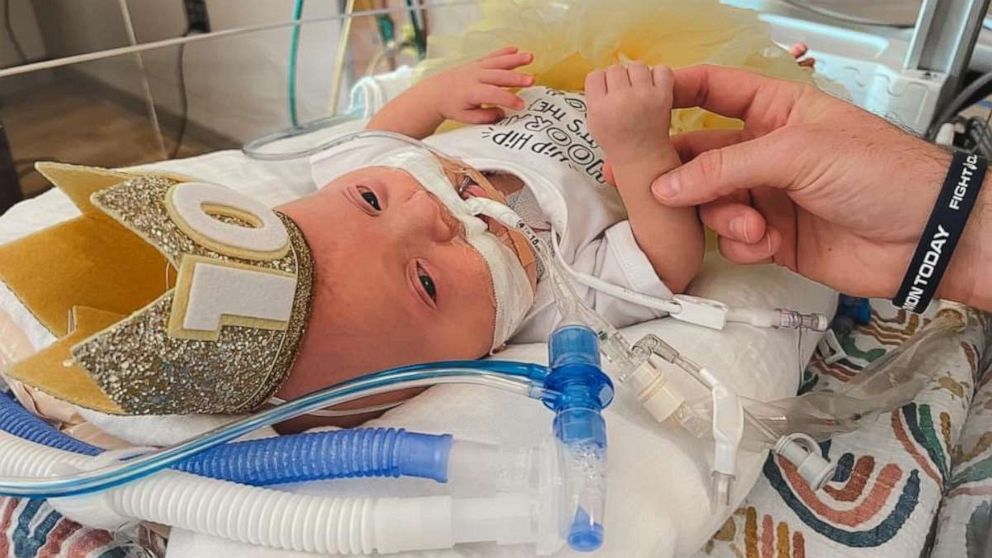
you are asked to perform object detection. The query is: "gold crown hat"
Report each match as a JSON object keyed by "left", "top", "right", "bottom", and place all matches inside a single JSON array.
[{"left": 0, "top": 163, "right": 314, "bottom": 415}]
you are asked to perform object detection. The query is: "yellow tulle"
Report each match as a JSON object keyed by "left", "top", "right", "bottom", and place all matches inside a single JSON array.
[{"left": 421, "top": 0, "right": 819, "bottom": 133}]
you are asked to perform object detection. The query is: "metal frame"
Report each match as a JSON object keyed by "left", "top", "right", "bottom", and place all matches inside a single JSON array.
[{"left": 905, "top": 0, "right": 992, "bottom": 128}]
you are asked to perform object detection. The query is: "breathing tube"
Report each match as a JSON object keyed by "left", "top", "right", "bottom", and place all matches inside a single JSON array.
[
  {"left": 466, "top": 196, "right": 962, "bottom": 508},
  {"left": 0, "top": 340, "right": 612, "bottom": 554}
]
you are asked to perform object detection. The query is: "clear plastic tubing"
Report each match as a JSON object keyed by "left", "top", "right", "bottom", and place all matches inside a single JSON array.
[{"left": 0, "top": 361, "right": 551, "bottom": 499}]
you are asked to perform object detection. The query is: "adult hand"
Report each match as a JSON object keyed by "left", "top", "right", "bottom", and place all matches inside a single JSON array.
[{"left": 651, "top": 65, "right": 990, "bottom": 309}]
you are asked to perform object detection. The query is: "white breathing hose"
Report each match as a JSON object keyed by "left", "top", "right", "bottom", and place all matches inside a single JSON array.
[{"left": 0, "top": 432, "right": 543, "bottom": 555}]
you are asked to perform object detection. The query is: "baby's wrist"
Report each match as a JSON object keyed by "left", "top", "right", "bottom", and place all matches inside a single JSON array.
[{"left": 609, "top": 142, "right": 680, "bottom": 175}]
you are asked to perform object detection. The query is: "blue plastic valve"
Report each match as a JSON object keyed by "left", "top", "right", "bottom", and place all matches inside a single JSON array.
[{"left": 545, "top": 323, "right": 614, "bottom": 552}]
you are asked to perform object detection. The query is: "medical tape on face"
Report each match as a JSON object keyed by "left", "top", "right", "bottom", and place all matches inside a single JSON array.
[{"left": 372, "top": 150, "right": 534, "bottom": 350}]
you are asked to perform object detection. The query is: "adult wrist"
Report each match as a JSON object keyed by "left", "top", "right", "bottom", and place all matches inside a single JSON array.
[{"left": 938, "top": 178, "right": 991, "bottom": 310}]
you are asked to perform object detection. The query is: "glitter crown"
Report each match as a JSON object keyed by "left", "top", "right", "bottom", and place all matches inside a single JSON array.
[{"left": 0, "top": 164, "right": 313, "bottom": 415}]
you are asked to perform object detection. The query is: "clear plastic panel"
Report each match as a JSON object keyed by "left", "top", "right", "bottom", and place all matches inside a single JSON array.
[{"left": 0, "top": 2, "right": 476, "bottom": 210}]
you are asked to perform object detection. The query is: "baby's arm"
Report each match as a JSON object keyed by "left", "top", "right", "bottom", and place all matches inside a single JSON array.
[
  {"left": 586, "top": 64, "right": 704, "bottom": 293},
  {"left": 367, "top": 47, "right": 534, "bottom": 139}
]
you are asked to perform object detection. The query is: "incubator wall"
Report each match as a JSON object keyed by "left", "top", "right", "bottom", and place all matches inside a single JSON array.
[
  {"left": 3, "top": 0, "right": 987, "bottom": 212},
  {"left": 0, "top": 0, "right": 454, "bottom": 210}
]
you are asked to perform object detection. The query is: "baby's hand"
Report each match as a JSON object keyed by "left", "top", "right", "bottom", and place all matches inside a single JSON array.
[
  {"left": 420, "top": 46, "right": 535, "bottom": 125},
  {"left": 586, "top": 63, "right": 676, "bottom": 168}
]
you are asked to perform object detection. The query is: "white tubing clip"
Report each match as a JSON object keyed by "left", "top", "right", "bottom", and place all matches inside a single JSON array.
[
  {"left": 710, "top": 380, "right": 743, "bottom": 508},
  {"left": 670, "top": 295, "right": 728, "bottom": 330},
  {"left": 817, "top": 330, "right": 848, "bottom": 365},
  {"left": 774, "top": 433, "right": 837, "bottom": 491}
]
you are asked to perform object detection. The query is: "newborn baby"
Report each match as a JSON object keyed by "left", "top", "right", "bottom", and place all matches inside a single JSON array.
[
  {"left": 275, "top": 48, "right": 704, "bottom": 423},
  {"left": 0, "top": 50, "right": 702, "bottom": 432}
]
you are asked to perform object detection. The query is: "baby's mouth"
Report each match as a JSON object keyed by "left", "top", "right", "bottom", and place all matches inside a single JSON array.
[{"left": 457, "top": 182, "right": 502, "bottom": 234}]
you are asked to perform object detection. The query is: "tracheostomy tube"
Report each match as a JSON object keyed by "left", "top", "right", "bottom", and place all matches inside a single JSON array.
[{"left": 466, "top": 195, "right": 833, "bottom": 503}]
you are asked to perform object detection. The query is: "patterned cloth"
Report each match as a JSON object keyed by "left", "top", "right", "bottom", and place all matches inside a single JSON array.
[
  {"left": 2, "top": 301, "right": 988, "bottom": 558},
  {"left": 0, "top": 496, "right": 166, "bottom": 558},
  {"left": 932, "top": 324, "right": 992, "bottom": 558},
  {"left": 698, "top": 302, "right": 992, "bottom": 558}
]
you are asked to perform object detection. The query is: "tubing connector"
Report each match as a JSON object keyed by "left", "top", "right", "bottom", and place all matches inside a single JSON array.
[
  {"left": 544, "top": 323, "right": 613, "bottom": 553},
  {"left": 726, "top": 308, "right": 830, "bottom": 332},
  {"left": 774, "top": 434, "right": 836, "bottom": 490}
]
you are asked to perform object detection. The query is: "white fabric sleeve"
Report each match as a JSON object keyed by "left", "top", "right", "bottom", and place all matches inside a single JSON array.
[{"left": 584, "top": 220, "right": 674, "bottom": 329}]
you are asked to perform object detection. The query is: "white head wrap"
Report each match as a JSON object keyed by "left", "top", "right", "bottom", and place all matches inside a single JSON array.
[{"left": 373, "top": 149, "right": 534, "bottom": 350}]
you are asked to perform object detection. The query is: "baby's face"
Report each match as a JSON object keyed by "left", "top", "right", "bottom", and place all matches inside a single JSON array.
[{"left": 278, "top": 165, "right": 533, "bottom": 410}]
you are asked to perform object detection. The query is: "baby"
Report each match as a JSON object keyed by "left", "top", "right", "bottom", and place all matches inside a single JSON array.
[
  {"left": 274, "top": 48, "right": 704, "bottom": 426},
  {"left": 0, "top": 43, "right": 814, "bottom": 437}
]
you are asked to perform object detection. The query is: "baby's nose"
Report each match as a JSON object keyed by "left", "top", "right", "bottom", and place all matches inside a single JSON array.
[{"left": 405, "top": 190, "right": 462, "bottom": 242}]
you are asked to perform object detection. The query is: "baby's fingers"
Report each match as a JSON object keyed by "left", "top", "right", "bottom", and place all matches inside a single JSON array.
[
  {"left": 480, "top": 69, "right": 534, "bottom": 88},
  {"left": 472, "top": 84, "right": 525, "bottom": 110},
  {"left": 480, "top": 51, "right": 533, "bottom": 70},
  {"left": 483, "top": 46, "right": 519, "bottom": 58},
  {"left": 459, "top": 107, "right": 506, "bottom": 124}
]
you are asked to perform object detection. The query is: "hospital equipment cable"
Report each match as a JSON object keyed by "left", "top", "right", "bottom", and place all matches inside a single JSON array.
[
  {"left": 1, "top": 0, "right": 26, "bottom": 64},
  {"left": 0, "top": 2, "right": 471, "bottom": 80},
  {"left": 115, "top": 0, "right": 169, "bottom": 159},
  {"left": 170, "top": 30, "right": 191, "bottom": 159},
  {"left": 288, "top": 0, "right": 305, "bottom": 127},
  {"left": 929, "top": 70, "right": 992, "bottom": 140},
  {"left": 405, "top": 0, "right": 428, "bottom": 59},
  {"left": 327, "top": 0, "right": 358, "bottom": 119}
]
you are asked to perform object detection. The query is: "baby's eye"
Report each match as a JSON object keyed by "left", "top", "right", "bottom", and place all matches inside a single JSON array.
[
  {"left": 358, "top": 187, "right": 381, "bottom": 211},
  {"left": 417, "top": 263, "right": 437, "bottom": 303}
]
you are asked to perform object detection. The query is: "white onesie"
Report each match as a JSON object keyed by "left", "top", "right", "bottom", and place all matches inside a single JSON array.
[{"left": 310, "top": 86, "right": 672, "bottom": 344}]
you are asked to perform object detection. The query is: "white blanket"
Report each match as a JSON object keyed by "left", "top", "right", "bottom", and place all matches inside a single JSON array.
[{"left": 0, "top": 151, "right": 836, "bottom": 557}]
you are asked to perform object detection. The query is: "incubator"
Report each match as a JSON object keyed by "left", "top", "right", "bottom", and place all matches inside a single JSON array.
[{"left": 0, "top": 2, "right": 981, "bottom": 556}]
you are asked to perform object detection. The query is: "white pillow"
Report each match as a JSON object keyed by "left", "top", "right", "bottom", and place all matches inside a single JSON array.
[{"left": 0, "top": 153, "right": 837, "bottom": 558}]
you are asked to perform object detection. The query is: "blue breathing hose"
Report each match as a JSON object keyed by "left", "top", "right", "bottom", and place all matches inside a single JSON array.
[
  {"left": 0, "top": 360, "right": 549, "bottom": 498},
  {"left": 0, "top": 392, "right": 454, "bottom": 485}
]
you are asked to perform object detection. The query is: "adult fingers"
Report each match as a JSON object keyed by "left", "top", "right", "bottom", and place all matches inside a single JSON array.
[
  {"left": 752, "top": 187, "right": 798, "bottom": 270},
  {"left": 652, "top": 131, "right": 796, "bottom": 207},
  {"left": 699, "top": 199, "right": 767, "bottom": 244},
  {"left": 670, "top": 65, "right": 806, "bottom": 133},
  {"left": 717, "top": 228, "right": 782, "bottom": 264},
  {"left": 671, "top": 129, "right": 746, "bottom": 162},
  {"left": 652, "top": 65, "right": 674, "bottom": 89}
]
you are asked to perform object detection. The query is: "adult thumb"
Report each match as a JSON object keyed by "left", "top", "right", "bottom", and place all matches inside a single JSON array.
[{"left": 652, "top": 133, "right": 791, "bottom": 207}]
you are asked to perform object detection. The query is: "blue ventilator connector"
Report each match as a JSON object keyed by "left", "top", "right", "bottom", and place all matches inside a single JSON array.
[{"left": 543, "top": 323, "right": 614, "bottom": 552}]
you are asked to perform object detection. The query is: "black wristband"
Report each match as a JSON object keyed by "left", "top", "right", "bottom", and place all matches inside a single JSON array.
[{"left": 893, "top": 151, "right": 987, "bottom": 313}]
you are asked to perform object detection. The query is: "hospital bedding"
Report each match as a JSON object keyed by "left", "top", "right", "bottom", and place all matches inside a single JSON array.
[
  {"left": 2, "top": 300, "right": 989, "bottom": 558},
  {"left": 698, "top": 304, "right": 992, "bottom": 558},
  {"left": 0, "top": 148, "right": 985, "bottom": 557}
]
